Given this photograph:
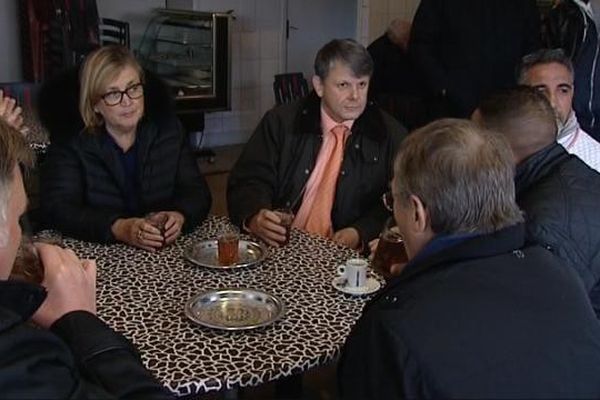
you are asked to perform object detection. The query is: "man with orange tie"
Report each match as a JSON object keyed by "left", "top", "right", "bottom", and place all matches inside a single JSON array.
[{"left": 228, "top": 39, "right": 406, "bottom": 249}]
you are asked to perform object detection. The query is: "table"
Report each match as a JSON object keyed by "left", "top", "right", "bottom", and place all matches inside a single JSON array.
[{"left": 64, "top": 216, "right": 378, "bottom": 397}]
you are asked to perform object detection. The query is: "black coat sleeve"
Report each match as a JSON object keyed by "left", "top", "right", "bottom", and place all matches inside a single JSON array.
[
  {"left": 348, "top": 115, "right": 406, "bottom": 244},
  {"left": 227, "top": 109, "right": 285, "bottom": 227},
  {"left": 0, "top": 311, "right": 172, "bottom": 399},
  {"left": 40, "top": 142, "right": 126, "bottom": 243},
  {"left": 338, "top": 307, "right": 418, "bottom": 400}
]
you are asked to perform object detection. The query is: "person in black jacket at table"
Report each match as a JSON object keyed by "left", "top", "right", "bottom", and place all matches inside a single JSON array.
[
  {"left": 475, "top": 86, "right": 600, "bottom": 317},
  {"left": 228, "top": 39, "right": 406, "bottom": 249},
  {"left": 338, "top": 118, "right": 600, "bottom": 399},
  {"left": 41, "top": 45, "right": 211, "bottom": 250},
  {"left": 0, "top": 120, "right": 172, "bottom": 398}
]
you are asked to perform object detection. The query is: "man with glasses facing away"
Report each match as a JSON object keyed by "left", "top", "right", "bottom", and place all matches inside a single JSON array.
[
  {"left": 338, "top": 118, "right": 600, "bottom": 399},
  {"left": 0, "top": 119, "right": 172, "bottom": 397},
  {"left": 228, "top": 39, "right": 406, "bottom": 249},
  {"left": 518, "top": 48, "right": 600, "bottom": 172},
  {"left": 41, "top": 45, "right": 211, "bottom": 250}
]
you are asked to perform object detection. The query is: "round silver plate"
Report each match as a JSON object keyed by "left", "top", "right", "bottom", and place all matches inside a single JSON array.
[
  {"left": 183, "top": 239, "right": 268, "bottom": 269},
  {"left": 185, "top": 288, "right": 285, "bottom": 331}
]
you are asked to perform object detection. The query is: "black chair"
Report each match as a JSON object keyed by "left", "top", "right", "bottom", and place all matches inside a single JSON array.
[
  {"left": 273, "top": 72, "right": 309, "bottom": 105},
  {"left": 100, "top": 18, "right": 130, "bottom": 48}
]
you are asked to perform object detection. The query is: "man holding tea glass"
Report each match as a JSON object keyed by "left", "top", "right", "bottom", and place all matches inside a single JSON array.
[
  {"left": 339, "top": 119, "right": 600, "bottom": 399},
  {"left": 228, "top": 39, "right": 406, "bottom": 248},
  {"left": 0, "top": 121, "right": 171, "bottom": 397}
]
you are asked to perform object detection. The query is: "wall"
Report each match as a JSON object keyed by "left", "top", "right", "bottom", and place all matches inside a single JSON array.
[
  {"left": 0, "top": 0, "right": 22, "bottom": 82},
  {"left": 359, "top": 0, "right": 421, "bottom": 45},
  {"left": 166, "top": 0, "right": 285, "bottom": 147}
]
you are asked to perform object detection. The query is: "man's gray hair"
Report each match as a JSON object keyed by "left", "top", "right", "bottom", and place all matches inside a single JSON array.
[
  {"left": 0, "top": 120, "right": 33, "bottom": 247},
  {"left": 393, "top": 119, "right": 523, "bottom": 235},
  {"left": 517, "top": 48, "right": 574, "bottom": 84},
  {"left": 314, "top": 39, "right": 373, "bottom": 80}
]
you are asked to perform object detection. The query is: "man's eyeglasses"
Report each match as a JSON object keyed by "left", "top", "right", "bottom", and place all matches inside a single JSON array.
[
  {"left": 101, "top": 83, "right": 144, "bottom": 106},
  {"left": 382, "top": 191, "right": 394, "bottom": 212}
]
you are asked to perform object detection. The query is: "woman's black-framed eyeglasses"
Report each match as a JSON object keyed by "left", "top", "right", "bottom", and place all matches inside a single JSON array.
[
  {"left": 101, "top": 83, "right": 144, "bottom": 106},
  {"left": 382, "top": 191, "right": 394, "bottom": 212}
]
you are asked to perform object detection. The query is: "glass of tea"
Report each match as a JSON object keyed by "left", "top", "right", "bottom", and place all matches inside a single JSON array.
[
  {"left": 217, "top": 227, "right": 239, "bottom": 266},
  {"left": 145, "top": 212, "right": 168, "bottom": 249},
  {"left": 372, "top": 218, "right": 408, "bottom": 279},
  {"left": 10, "top": 232, "right": 63, "bottom": 284},
  {"left": 274, "top": 208, "right": 294, "bottom": 246}
]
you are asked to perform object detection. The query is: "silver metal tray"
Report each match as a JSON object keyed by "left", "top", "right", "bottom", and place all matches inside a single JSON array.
[
  {"left": 183, "top": 239, "right": 268, "bottom": 269},
  {"left": 185, "top": 288, "right": 285, "bottom": 330}
]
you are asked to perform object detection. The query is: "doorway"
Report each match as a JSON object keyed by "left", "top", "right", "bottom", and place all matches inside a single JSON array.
[{"left": 283, "top": 0, "right": 358, "bottom": 80}]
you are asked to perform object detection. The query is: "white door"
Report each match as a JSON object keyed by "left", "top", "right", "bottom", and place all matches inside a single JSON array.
[{"left": 284, "top": 0, "right": 358, "bottom": 80}]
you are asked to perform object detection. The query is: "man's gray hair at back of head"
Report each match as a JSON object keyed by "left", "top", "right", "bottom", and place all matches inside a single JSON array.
[
  {"left": 393, "top": 119, "right": 523, "bottom": 235},
  {"left": 0, "top": 119, "right": 33, "bottom": 247}
]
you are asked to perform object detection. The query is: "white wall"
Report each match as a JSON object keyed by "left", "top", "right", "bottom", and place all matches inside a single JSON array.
[
  {"left": 0, "top": 0, "right": 22, "bottom": 82},
  {"left": 167, "top": 0, "right": 285, "bottom": 148},
  {"left": 360, "top": 0, "right": 421, "bottom": 45}
]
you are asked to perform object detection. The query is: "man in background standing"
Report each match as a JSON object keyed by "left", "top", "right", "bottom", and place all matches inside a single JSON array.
[
  {"left": 368, "top": 19, "right": 426, "bottom": 130},
  {"left": 410, "top": 0, "right": 541, "bottom": 118}
]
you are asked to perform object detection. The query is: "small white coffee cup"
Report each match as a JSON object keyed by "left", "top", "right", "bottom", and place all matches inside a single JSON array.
[{"left": 338, "top": 258, "right": 368, "bottom": 288}]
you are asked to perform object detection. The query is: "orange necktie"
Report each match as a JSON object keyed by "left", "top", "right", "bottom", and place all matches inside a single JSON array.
[{"left": 303, "top": 124, "right": 348, "bottom": 237}]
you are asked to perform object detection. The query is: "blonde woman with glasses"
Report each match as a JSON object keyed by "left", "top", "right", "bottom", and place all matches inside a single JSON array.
[{"left": 41, "top": 45, "right": 211, "bottom": 250}]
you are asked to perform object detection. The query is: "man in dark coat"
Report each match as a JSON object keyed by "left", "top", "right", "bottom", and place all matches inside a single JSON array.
[
  {"left": 338, "top": 118, "right": 600, "bottom": 399},
  {"left": 544, "top": 0, "right": 600, "bottom": 140},
  {"left": 0, "top": 120, "right": 172, "bottom": 398},
  {"left": 367, "top": 19, "right": 427, "bottom": 130},
  {"left": 476, "top": 86, "right": 600, "bottom": 317},
  {"left": 410, "top": 0, "right": 541, "bottom": 118},
  {"left": 228, "top": 39, "right": 406, "bottom": 249}
]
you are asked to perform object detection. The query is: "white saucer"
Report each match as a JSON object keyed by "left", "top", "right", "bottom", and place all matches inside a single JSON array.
[{"left": 332, "top": 276, "right": 381, "bottom": 296}]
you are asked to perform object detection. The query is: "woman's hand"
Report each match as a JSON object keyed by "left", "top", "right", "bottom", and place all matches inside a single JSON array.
[
  {"left": 111, "top": 217, "right": 163, "bottom": 251},
  {"left": 161, "top": 211, "right": 185, "bottom": 245},
  {"left": 0, "top": 90, "right": 28, "bottom": 135}
]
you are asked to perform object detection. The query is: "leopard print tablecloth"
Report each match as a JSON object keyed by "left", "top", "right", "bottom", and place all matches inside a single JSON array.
[{"left": 63, "top": 216, "right": 378, "bottom": 396}]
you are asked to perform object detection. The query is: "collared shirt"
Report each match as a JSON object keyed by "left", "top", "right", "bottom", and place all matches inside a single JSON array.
[
  {"left": 103, "top": 133, "right": 139, "bottom": 214},
  {"left": 292, "top": 107, "right": 354, "bottom": 228},
  {"left": 558, "top": 111, "right": 600, "bottom": 173}
]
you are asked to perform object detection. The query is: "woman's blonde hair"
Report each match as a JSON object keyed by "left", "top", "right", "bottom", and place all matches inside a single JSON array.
[{"left": 79, "top": 45, "right": 144, "bottom": 131}]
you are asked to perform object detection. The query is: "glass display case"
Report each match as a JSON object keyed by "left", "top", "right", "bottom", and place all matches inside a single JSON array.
[{"left": 138, "top": 9, "right": 232, "bottom": 113}]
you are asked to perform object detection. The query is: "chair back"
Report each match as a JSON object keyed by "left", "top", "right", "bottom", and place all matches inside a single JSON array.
[
  {"left": 100, "top": 18, "right": 130, "bottom": 48},
  {"left": 273, "top": 73, "right": 309, "bottom": 105}
]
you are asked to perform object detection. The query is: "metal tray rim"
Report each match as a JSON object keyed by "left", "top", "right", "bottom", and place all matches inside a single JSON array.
[
  {"left": 183, "top": 239, "right": 268, "bottom": 270},
  {"left": 184, "top": 288, "right": 285, "bottom": 331}
]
